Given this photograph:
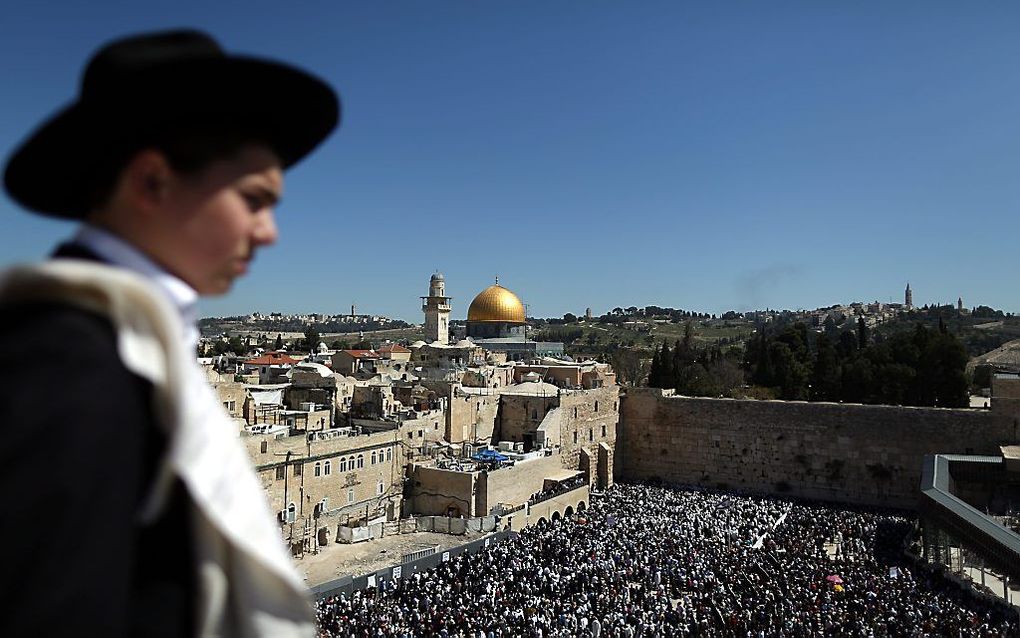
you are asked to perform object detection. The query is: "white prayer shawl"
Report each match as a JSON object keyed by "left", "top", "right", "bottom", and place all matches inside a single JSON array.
[{"left": 0, "top": 260, "right": 314, "bottom": 637}]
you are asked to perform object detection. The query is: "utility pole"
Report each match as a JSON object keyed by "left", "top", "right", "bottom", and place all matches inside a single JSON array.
[{"left": 274, "top": 449, "right": 304, "bottom": 548}]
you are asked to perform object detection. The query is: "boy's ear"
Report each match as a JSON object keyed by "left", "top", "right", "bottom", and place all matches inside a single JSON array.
[{"left": 121, "top": 149, "right": 172, "bottom": 214}]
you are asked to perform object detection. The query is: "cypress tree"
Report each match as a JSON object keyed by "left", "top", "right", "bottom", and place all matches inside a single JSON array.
[
  {"left": 671, "top": 339, "right": 685, "bottom": 390},
  {"left": 648, "top": 345, "right": 662, "bottom": 387},
  {"left": 660, "top": 341, "right": 674, "bottom": 390},
  {"left": 857, "top": 317, "right": 869, "bottom": 350}
]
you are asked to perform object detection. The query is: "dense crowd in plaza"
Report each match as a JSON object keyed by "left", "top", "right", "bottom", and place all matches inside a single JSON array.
[{"left": 315, "top": 483, "right": 1019, "bottom": 637}]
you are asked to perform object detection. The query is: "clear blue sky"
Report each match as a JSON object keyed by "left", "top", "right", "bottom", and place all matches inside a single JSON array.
[{"left": 2, "top": 1, "right": 1018, "bottom": 321}]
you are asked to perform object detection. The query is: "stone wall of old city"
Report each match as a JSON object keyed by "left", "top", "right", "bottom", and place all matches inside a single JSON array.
[
  {"left": 557, "top": 387, "right": 620, "bottom": 477},
  {"left": 618, "top": 388, "right": 1017, "bottom": 509}
]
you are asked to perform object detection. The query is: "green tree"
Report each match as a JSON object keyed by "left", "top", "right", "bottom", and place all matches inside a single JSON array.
[
  {"left": 857, "top": 317, "right": 869, "bottom": 350},
  {"left": 841, "top": 357, "right": 874, "bottom": 403},
  {"left": 304, "top": 327, "right": 321, "bottom": 352},
  {"left": 648, "top": 344, "right": 663, "bottom": 387},
  {"left": 810, "top": 332, "right": 841, "bottom": 401},
  {"left": 659, "top": 341, "right": 674, "bottom": 389},
  {"left": 770, "top": 341, "right": 809, "bottom": 400}
]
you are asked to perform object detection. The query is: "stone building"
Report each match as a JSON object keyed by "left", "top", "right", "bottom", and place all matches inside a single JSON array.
[
  {"left": 496, "top": 382, "right": 618, "bottom": 489},
  {"left": 246, "top": 424, "right": 403, "bottom": 550}
]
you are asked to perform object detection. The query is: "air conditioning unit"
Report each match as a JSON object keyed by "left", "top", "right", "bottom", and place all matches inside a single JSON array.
[{"left": 279, "top": 508, "right": 296, "bottom": 524}]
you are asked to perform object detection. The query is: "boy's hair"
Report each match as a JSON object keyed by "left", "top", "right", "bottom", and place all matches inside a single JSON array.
[{"left": 84, "top": 123, "right": 266, "bottom": 214}]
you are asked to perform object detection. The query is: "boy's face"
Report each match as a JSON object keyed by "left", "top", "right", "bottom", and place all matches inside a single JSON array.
[{"left": 156, "top": 144, "right": 283, "bottom": 295}]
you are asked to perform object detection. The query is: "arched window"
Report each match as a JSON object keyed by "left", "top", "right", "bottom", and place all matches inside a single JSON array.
[
  {"left": 386, "top": 447, "right": 392, "bottom": 462},
  {"left": 314, "top": 462, "right": 321, "bottom": 477},
  {"left": 371, "top": 451, "right": 377, "bottom": 465},
  {"left": 349, "top": 455, "right": 356, "bottom": 470},
  {"left": 340, "top": 457, "right": 347, "bottom": 472},
  {"left": 357, "top": 454, "right": 365, "bottom": 469},
  {"left": 324, "top": 460, "right": 331, "bottom": 476}
]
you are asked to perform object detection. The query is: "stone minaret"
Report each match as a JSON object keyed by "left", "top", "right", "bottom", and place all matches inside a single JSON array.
[
  {"left": 905, "top": 283, "right": 913, "bottom": 310},
  {"left": 422, "top": 272, "right": 452, "bottom": 344},
  {"left": 958, "top": 297, "right": 964, "bottom": 312}
]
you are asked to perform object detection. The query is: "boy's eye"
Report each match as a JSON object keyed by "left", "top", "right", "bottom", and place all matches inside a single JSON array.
[{"left": 242, "top": 193, "right": 263, "bottom": 211}]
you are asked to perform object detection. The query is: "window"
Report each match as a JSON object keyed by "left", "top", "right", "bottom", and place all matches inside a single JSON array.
[
  {"left": 285, "top": 502, "right": 296, "bottom": 523},
  {"left": 418, "top": 430, "right": 423, "bottom": 438},
  {"left": 340, "top": 457, "right": 347, "bottom": 472},
  {"left": 589, "top": 428, "right": 594, "bottom": 442},
  {"left": 276, "top": 466, "right": 286, "bottom": 480},
  {"left": 371, "top": 451, "right": 377, "bottom": 465},
  {"left": 314, "top": 462, "right": 321, "bottom": 477},
  {"left": 357, "top": 454, "right": 364, "bottom": 469},
  {"left": 594, "top": 400, "right": 599, "bottom": 412},
  {"left": 573, "top": 407, "right": 578, "bottom": 419},
  {"left": 531, "top": 409, "right": 538, "bottom": 420},
  {"left": 260, "top": 440, "right": 268, "bottom": 454},
  {"left": 377, "top": 481, "right": 384, "bottom": 495},
  {"left": 573, "top": 431, "right": 578, "bottom": 444},
  {"left": 294, "top": 463, "right": 302, "bottom": 477},
  {"left": 386, "top": 447, "right": 392, "bottom": 462},
  {"left": 349, "top": 455, "right": 356, "bottom": 470},
  {"left": 601, "top": 425, "right": 607, "bottom": 438},
  {"left": 324, "top": 460, "right": 331, "bottom": 476},
  {"left": 347, "top": 488, "right": 355, "bottom": 504},
  {"left": 408, "top": 431, "right": 413, "bottom": 440}
]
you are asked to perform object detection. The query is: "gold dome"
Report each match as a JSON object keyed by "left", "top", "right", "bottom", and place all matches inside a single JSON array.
[{"left": 467, "top": 284, "right": 526, "bottom": 323}]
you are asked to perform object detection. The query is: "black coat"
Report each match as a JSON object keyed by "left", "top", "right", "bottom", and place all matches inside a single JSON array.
[{"left": 0, "top": 244, "right": 194, "bottom": 636}]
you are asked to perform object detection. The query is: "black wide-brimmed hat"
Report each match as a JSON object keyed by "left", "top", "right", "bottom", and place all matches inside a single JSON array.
[{"left": 4, "top": 29, "right": 340, "bottom": 219}]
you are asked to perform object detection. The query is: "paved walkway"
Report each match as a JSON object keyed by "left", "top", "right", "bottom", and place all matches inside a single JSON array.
[{"left": 295, "top": 529, "right": 490, "bottom": 587}]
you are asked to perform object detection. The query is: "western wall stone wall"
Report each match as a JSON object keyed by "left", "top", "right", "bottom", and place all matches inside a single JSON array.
[{"left": 618, "top": 388, "right": 1017, "bottom": 509}]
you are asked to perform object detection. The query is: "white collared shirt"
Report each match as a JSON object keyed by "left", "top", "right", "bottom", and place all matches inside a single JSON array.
[{"left": 70, "top": 224, "right": 200, "bottom": 352}]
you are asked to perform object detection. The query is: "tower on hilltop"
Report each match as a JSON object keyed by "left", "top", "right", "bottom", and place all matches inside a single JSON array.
[
  {"left": 421, "top": 272, "right": 452, "bottom": 344},
  {"left": 905, "top": 283, "right": 913, "bottom": 310}
]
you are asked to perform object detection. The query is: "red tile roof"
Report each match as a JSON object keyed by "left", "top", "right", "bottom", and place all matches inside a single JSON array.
[
  {"left": 378, "top": 344, "right": 411, "bottom": 354},
  {"left": 341, "top": 349, "right": 380, "bottom": 359},
  {"left": 246, "top": 351, "right": 304, "bottom": 366}
]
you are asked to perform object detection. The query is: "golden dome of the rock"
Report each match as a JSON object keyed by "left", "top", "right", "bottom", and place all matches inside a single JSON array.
[{"left": 467, "top": 284, "right": 526, "bottom": 323}]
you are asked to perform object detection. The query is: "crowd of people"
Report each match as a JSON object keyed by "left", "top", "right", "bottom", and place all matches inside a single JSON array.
[
  {"left": 315, "top": 483, "right": 1019, "bottom": 637},
  {"left": 530, "top": 475, "right": 587, "bottom": 505}
]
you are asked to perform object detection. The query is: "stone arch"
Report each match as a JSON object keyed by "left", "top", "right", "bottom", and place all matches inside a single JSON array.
[
  {"left": 551, "top": 511, "right": 562, "bottom": 521},
  {"left": 577, "top": 500, "right": 587, "bottom": 511},
  {"left": 538, "top": 517, "right": 548, "bottom": 526},
  {"left": 564, "top": 506, "right": 574, "bottom": 517}
]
